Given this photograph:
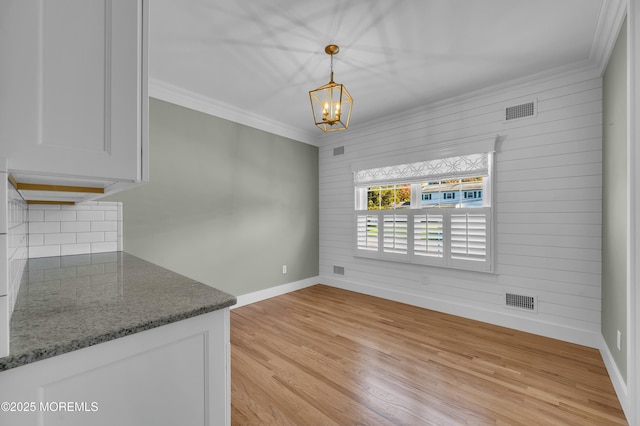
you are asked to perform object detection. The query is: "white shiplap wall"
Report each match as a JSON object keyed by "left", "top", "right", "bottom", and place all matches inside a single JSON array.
[{"left": 319, "top": 68, "right": 603, "bottom": 347}]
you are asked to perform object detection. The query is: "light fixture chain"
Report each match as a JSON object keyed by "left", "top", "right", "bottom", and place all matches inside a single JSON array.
[{"left": 330, "top": 53, "right": 334, "bottom": 82}]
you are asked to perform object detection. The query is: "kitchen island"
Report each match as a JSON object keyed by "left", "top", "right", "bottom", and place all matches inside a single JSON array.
[{"left": 0, "top": 252, "right": 236, "bottom": 426}]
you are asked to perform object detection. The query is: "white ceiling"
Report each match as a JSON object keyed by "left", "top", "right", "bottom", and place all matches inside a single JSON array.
[{"left": 148, "top": 0, "right": 624, "bottom": 145}]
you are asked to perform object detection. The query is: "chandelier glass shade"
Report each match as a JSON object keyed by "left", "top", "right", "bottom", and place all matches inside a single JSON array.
[{"left": 309, "top": 45, "right": 352, "bottom": 132}]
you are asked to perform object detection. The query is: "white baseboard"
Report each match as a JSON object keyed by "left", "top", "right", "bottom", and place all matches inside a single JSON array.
[
  {"left": 320, "top": 275, "right": 602, "bottom": 349},
  {"left": 231, "top": 276, "right": 320, "bottom": 309},
  {"left": 598, "top": 335, "right": 630, "bottom": 421}
]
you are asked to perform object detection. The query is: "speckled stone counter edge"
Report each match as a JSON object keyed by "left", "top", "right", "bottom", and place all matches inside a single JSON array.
[{"left": 0, "top": 299, "right": 236, "bottom": 371}]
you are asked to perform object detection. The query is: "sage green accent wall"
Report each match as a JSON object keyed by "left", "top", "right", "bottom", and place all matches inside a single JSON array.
[
  {"left": 103, "top": 98, "right": 319, "bottom": 296},
  {"left": 602, "top": 18, "right": 627, "bottom": 381}
]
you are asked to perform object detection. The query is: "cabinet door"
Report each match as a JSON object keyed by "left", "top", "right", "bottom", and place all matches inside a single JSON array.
[
  {"left": 0, "top": 0, "right": 147, "bottom": 182},
  {"left": 0, "top": 309, "right": 230, "bottom": 426}
]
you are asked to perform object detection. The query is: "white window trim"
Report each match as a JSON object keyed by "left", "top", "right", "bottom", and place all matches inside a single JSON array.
[{"left": 352, "top": 140, "right": 497, "bottom": 273}]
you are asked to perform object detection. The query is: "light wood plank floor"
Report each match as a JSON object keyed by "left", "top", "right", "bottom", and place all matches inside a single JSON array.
[{"left": 231, "top": 285, "right": 627, "bottom": 425}]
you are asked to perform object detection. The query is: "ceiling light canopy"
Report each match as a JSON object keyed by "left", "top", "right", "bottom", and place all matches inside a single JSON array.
[{"left": 309, "top": 44, "right": 353, "bottom": 132}]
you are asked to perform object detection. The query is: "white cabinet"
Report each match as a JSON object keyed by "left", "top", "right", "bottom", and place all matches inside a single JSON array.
[
  {"left": 0, "top": 309, "right": 231, "bottom": 426},
  {"left": 0, "top": 0, "right": 148, "bottom": 183}
]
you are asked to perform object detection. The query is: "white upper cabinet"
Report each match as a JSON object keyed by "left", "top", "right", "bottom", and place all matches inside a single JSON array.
[{"left": 0, "top": 0, "right": 148, "bottom": 183}]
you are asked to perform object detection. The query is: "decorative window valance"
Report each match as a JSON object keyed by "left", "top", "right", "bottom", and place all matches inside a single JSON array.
[{"left": 353, "top": 152, "right": 489, "bottom": 185}]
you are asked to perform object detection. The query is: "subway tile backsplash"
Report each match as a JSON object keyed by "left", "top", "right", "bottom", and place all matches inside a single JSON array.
[{"left": 28, "top": 202, "right": 122, "bottom": 258}]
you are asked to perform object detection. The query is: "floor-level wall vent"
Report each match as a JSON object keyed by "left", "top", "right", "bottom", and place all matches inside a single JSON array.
[
  {"left": 333, "top": 265, "right": 345, "bottom": 275},
  {"left": 505, "top": 100, "right": 536, "bottom": 121},
  {"left": 505, "top": 293, "right": 537, "bottom": 312}
]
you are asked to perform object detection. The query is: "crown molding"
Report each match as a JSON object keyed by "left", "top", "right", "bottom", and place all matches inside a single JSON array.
[
  {"left": 152, "top": 61, "right": 602, "bottom": 150},
  {"left": 151, "top": 1, "right": 625, "bottom": 148},
  {"left": 341, "top": 60, "right": 602, "bottom": 143},
  {"left": 148, "top": 79, "right": 321, "bottom": 147},
  {"left": 590, "top": 0, "right": 627, "bottom": 75},
  {"left": 423, "top": 60, "right": 601, "bottom": 115},
  {"left": 418, "top": 0, "right": 626, "bottom": 118}
]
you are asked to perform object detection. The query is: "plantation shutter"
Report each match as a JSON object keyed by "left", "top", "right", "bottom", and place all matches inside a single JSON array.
[
  {"left": 413, "top": 213, "right": 444, "bottom": 259},
  {"left": 356, "top": 214, "right": 379, "bottom": 252},
  {"left": 448, "top": 208, "right": 490, "bottom": 269},
  {"left": 383, "top": 214, "right": 408, "bottom": 255}
]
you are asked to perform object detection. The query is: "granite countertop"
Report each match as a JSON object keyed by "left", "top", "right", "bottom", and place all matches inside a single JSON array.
[{"left": 0, "top": 252, "right": 236, "bottom": 371}]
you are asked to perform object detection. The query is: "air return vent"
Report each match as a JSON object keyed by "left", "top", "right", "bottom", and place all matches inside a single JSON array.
[
  {"left": 505, "top": 293, "right": 537, "bottom": 312},
  {"left": 333, "top": 146, "right": 345, "bottom": 156},
  {"left": 505, "top": 101, "right": 536, "bottom": 121},
  {"left": 333, "top": 265, "right": 345, "bottom": 275}
]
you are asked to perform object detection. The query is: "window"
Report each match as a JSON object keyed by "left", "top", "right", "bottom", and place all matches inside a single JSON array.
[
  {"left": 464, "top": 190, "right": 482, "bottom": 200},
  {"left": 354, "top": 151, "right": 493, "bottom": 272},
  {"left": 366, "top": 184, "right": 411, "bottom": 210}
]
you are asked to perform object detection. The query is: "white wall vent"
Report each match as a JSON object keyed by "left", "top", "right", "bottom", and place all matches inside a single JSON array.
[
  {"left": 333, "top": 265, "right": 345, "bottom": 275},
  {"left": 333, "top": 146, "right": 345, "bottom": 156},
  {"left": 505, "top": 293, "right": 537, "bottom": 312},
  {"left": 505, "top": 101, "right": 536, "bottom": 121}
]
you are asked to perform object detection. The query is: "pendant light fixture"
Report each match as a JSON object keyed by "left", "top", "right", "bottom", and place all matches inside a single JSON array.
[{"left": 309, "top": 44, "right": 353, "bottom": 132}]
